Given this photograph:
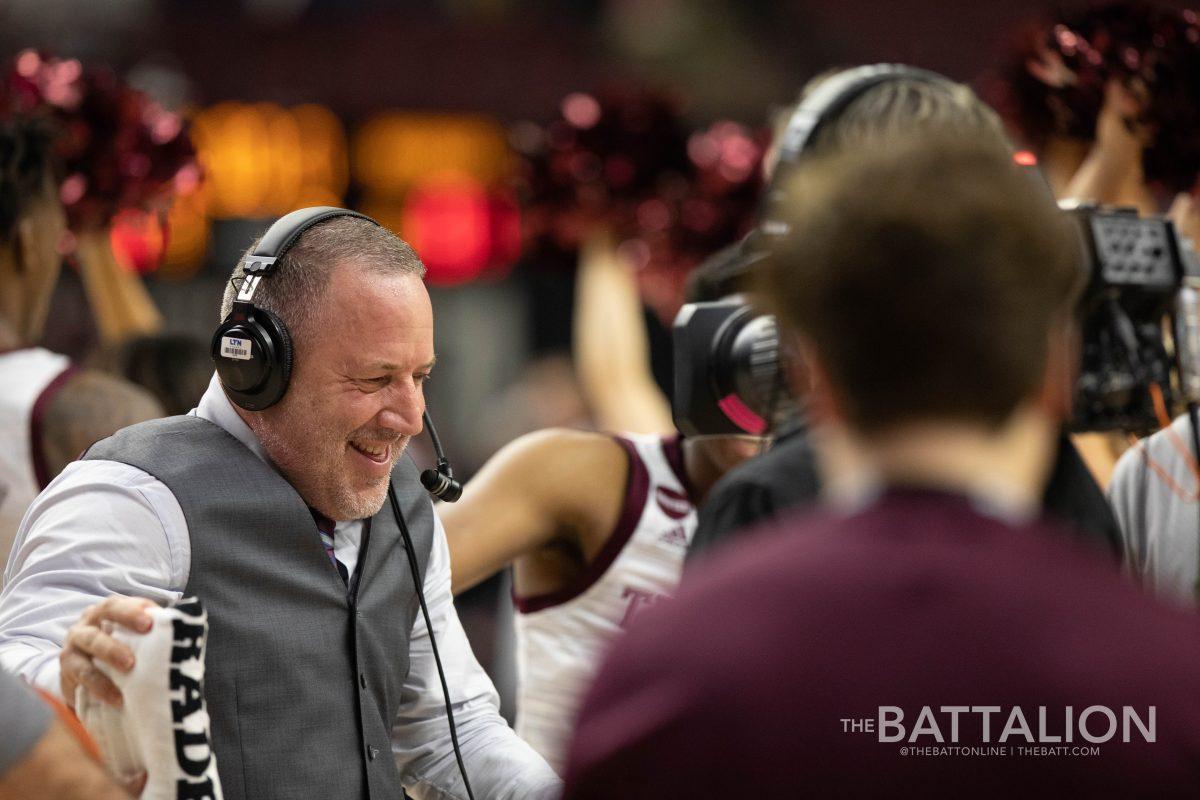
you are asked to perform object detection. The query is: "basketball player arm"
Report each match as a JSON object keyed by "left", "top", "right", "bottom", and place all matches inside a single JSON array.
[
  {"left": 572, "top": 233, "right": 674, "bottom": 434},
  {"left": 40, "top": 370, "right": 163, "bottom": 482},
  {"left": 74, "top": 228, "right": 163, "bottom": 345},
  {"left": 440, "top": 429, "right": 628, "bottom": 595},
  {"left": 1062, "top": 80, "right": 1147, "bottom": 207}
]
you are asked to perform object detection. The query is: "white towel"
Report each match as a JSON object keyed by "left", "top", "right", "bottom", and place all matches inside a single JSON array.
[{"left": 78, "top": 596, "right": 223, "bottom": 800}]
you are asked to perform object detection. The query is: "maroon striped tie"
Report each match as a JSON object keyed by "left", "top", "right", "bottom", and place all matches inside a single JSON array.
[{"left": 310, "top": 509, "right": 349, "bottom": 584}]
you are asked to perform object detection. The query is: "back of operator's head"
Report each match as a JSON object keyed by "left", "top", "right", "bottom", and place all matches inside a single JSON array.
[{"left": 760, "top": 133, "right": 1082, "bottom": 439}]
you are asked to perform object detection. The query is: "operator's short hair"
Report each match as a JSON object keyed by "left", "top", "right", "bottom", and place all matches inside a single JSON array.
[
  {"left": 220, "top": 216, "right": 426, "bottom": 340},
  {"left": 760, "top": 134, "right": 1083, "bottom": 436}
]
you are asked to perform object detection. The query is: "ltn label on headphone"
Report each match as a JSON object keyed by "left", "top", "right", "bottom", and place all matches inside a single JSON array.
[{"left": 220, "top": 336, "right": 253, "bottom": 361}]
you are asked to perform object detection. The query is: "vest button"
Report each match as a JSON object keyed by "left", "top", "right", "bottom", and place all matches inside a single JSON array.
[{"left": 360, "top": 672, "right": 367, "bottom": 689}]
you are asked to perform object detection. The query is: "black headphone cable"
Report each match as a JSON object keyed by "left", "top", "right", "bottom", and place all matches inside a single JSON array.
[{"left": 388, "top": 483, "right": 476, "bottom": 800}]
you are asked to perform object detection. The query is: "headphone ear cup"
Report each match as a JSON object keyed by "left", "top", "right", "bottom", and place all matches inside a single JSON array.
[
  {"left": 211, "top": 307, "right": 293, "bottom": 411},
  {"left": 257, "top": 306, "right": 294, "bottom": 395}
]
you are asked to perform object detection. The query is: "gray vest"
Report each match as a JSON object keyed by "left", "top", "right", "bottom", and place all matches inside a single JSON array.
[{"left": 85, "top": 415, "right": 435, "bottom": 800}]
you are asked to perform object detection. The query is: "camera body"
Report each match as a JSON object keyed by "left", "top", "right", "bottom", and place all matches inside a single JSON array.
[
  {"left": 673, "top": 206, "right": 1200, "bottom": 437},
  {"left": 1070, "top": 205, "right": 1200, "bottom": 433}
]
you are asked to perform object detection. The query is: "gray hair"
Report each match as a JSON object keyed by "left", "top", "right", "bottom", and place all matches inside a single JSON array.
[{"left": 220, "top": 216, "right": 426, "bottom": 338}]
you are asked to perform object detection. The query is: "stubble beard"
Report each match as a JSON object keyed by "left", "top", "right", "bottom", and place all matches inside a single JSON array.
[{"left": 255, "top": 414, "right": 410, "bottom": 521}]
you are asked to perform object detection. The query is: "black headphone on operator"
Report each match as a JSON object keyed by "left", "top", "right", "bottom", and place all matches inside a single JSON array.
[
  {"left": 211, "top": 206, "right": 476, "bottom": 799},
  {"left": 211, "top": 205, "right": 463, "bottom": 502}
]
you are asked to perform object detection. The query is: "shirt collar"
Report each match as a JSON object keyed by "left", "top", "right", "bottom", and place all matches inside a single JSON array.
[
  {"left": 190, "top": 372, "right": 271, "bottom": 465},
  {"left": 826, "top": 466, "right": 1038, "bottom": 526}
]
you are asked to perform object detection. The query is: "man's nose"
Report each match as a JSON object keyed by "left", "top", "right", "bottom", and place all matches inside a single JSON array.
[{"left": 378, "top": 382, "right": 425, "bottom": 436}]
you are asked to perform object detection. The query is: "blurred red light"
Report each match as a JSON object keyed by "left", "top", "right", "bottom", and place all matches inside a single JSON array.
[
  {"left": 109, "top": 208, "right": 167, "bottom": 274},
  {"left": 403, "top": 179, "right": 517, "bottom": 286}
]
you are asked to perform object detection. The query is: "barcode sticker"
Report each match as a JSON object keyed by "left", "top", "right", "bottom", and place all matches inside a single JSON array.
[{"left": 220, "top": 336, "right": 253, "bottom": 361}]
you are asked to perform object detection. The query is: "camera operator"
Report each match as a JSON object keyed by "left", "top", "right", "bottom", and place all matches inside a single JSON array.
[
  {"left": 683, "top": 65, "right": 1122, "bottom": 569},
  {"left": 562, "top": 131, "right": 1200, "bottom": 800}
]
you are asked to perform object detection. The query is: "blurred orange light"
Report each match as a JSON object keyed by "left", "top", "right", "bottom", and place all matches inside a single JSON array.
[
  {"left": 1013, "top": 150, "right": 1038, "bottom": 167},
  {"left": 159, "top": 185, "right": 210, "bottom": 280},
  {"left": 191, "top": 102, "right": 348, "bottom": 218},
  {"left": 353, "top": 113, "right": 510, "bottom": 196}
]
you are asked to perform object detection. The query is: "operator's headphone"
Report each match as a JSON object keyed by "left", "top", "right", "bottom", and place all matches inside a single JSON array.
[{"left": 211, "top": 206, "right": 462, "bottom": 502}]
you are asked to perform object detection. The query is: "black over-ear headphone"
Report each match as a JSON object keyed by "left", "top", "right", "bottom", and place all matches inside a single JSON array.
[{"left": 211, "top": 205, "right": 463, "bottom": 502}]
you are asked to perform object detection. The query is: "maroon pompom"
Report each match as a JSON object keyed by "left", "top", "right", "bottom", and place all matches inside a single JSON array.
[
  {"left": 512, "top": 88, "right": 763, "bottom": 321},
  {"left": 0, "top": 50, "right": 199, "bottom": 233},
  {"left": 991, "top": 1, "right": 1200, "bottom": 194}
]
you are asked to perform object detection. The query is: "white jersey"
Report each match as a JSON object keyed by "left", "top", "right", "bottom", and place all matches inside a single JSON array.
[
  {"left": 513, "top": 433, "right": 696, "bottom": 774},
  {"left": 0, "top": 347, "right": 74, "bottom": 565}
]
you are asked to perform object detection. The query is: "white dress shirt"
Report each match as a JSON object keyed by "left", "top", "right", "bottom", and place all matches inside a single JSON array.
[{"left": 0, "top": 374, "right": 560, "bottom": 800}]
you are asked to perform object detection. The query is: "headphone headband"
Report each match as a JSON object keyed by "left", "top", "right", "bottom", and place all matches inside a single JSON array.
[
  {"left": 775, "top": 64, "right": 953, "bottom": 166},
  {"left": 241, "top": 207, "right": 380, "bottom": 277},
  {"left": 759, "top": 64, "right": 958, "bottom": 242}
]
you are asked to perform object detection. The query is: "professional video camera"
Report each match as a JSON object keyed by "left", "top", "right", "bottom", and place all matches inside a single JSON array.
[
  {"left": 1069, "top": 205, "right": 1200, "bottom": 433},
  {"left": 671, "top": 235, "right": 797, "bottom": 438},
  {"left": 673, "top": 206, "right": 1200, "bottom": 437}
]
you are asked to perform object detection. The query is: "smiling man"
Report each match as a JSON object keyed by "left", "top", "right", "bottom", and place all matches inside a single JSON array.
[{"left": 0, "top": 212, "right": 559, "bottom": 800}]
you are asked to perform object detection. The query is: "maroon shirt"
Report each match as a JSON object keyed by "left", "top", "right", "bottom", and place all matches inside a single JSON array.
[{"left": 562, "top": 487, "right": 1200, "bottom": 798}]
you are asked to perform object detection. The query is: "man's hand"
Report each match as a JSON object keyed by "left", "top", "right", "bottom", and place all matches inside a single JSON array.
[{"left": 60, "top": 597, "right": 155, "bottom": 709}]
